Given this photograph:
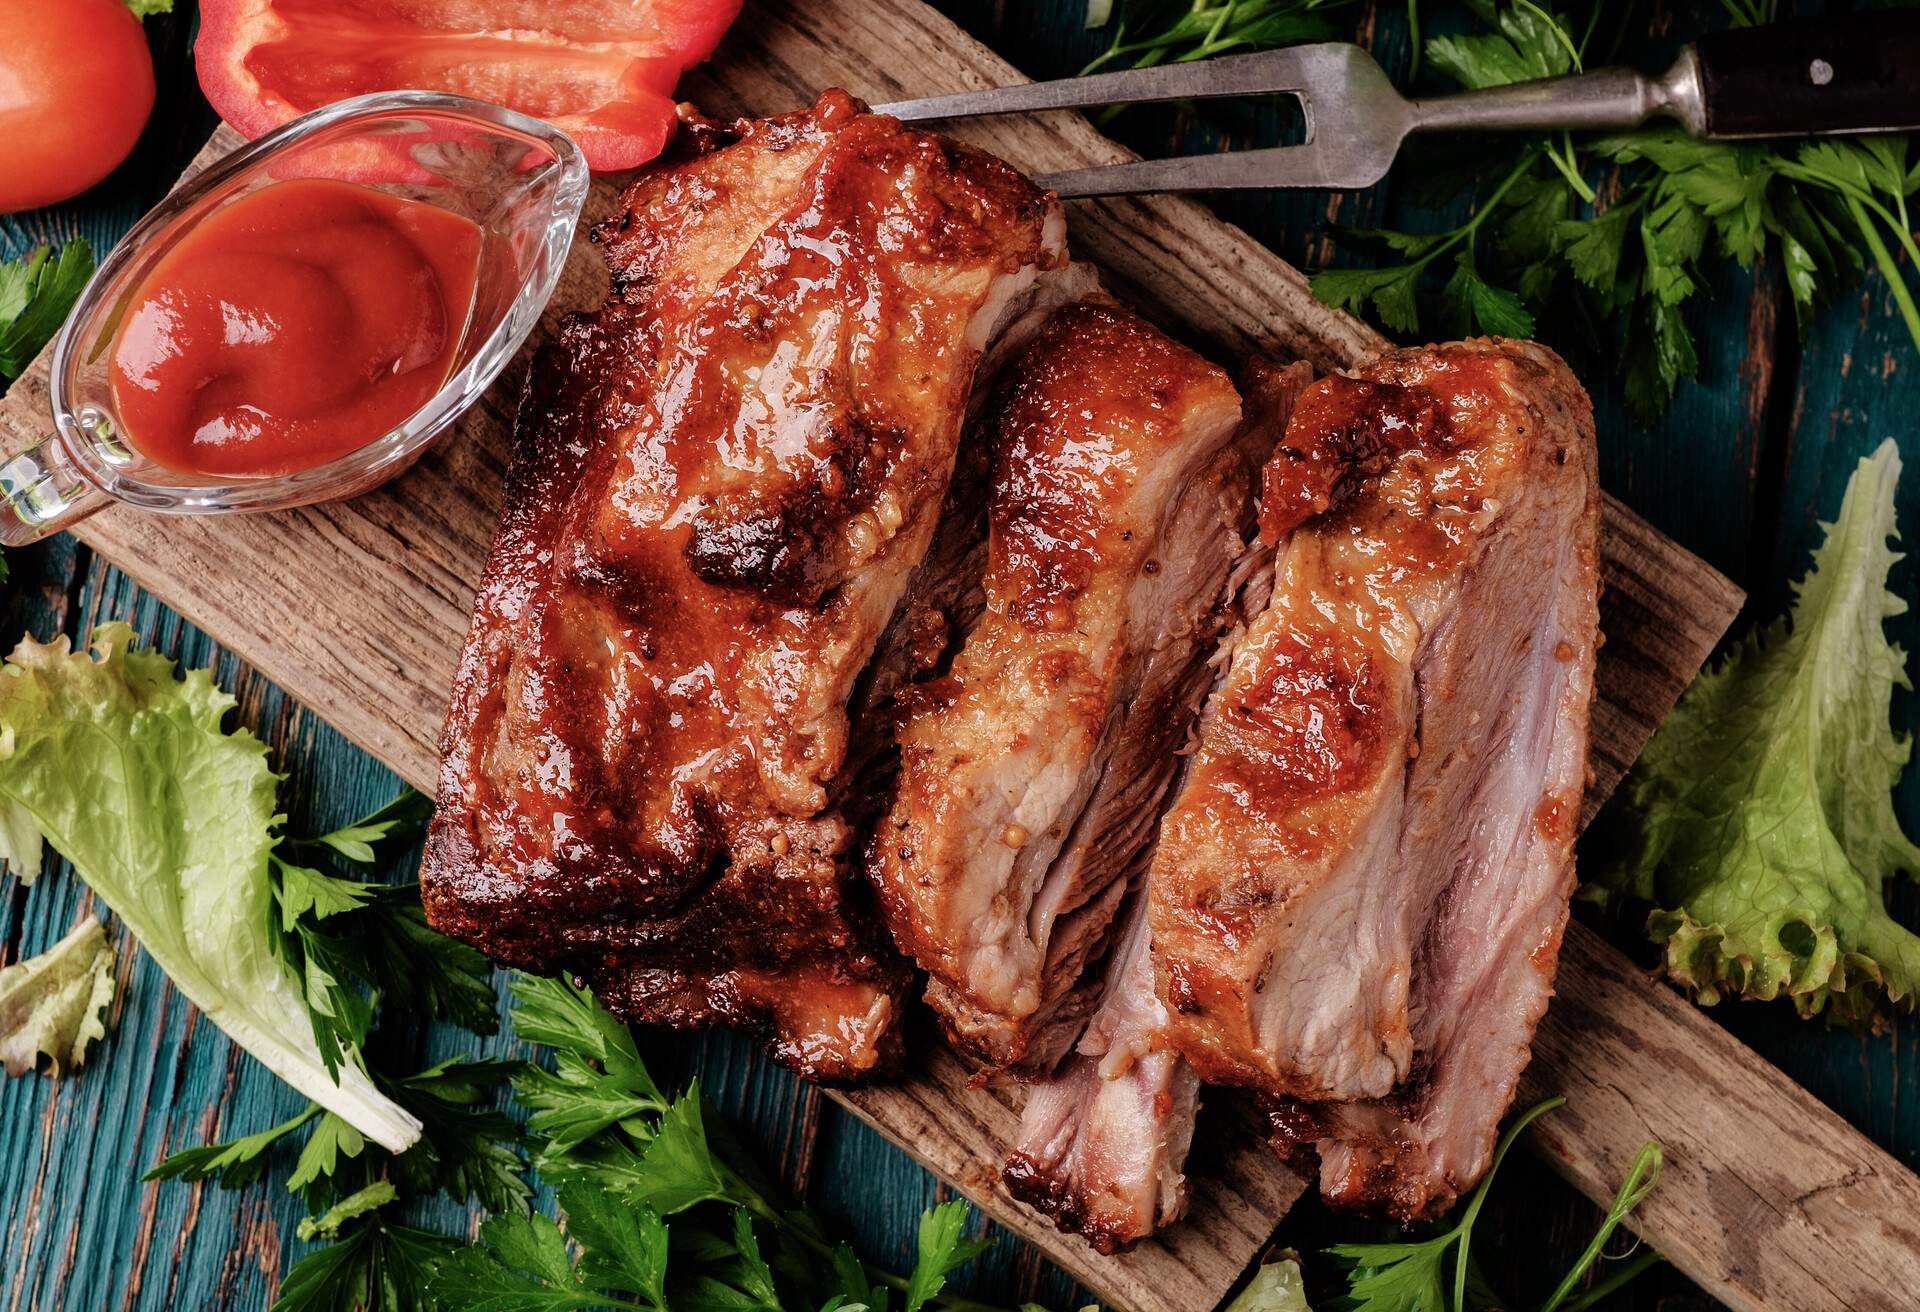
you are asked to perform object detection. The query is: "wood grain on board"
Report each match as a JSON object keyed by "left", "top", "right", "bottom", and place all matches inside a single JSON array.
[{"left": 3, "top": 1, "right": 1916, "bottom": 1308}]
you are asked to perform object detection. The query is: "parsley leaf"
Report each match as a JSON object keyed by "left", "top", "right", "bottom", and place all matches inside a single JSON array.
[
  {"left": 271, "top": 1214, "right": 457, "bottom": 1312},
  {"left": 511, "top": 972, "right": 666, "bottom": 1157},
  {"left": 267, "top": 787, "right": 499, "bottom": 1063},
  {"left": 285, "top": 788, "right": 436, "bottom": 865},
  {"left": 566, "top": 1188, "right": 670, "bottom": 1303},
  {"left": 287, "top": 1110, "right": 368, "bottom": 1200},
  {"left": 0, "top": 241, "right": 93, "bottom": 378},
  {"left": 1441, "top": 250, "right": 1536, "bottom": 339},
  {"left": 904, "top": 1200, "right": 994, "bottom": 1312},
  {"left": 384, "top": 1058, "right": 531, "bottom": 1214},
  {"left": 1426, "top": 0, "right": 1577, "bottom": 89},
  {"left": 432, "top": 1205, "right": 662, "bottom": 1311},
  {"left": 145, "top": 1103, "right": 322, "bottom": 1190}
]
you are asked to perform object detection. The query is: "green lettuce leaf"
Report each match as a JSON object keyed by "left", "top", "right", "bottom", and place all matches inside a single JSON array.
[
  {"left": 1594, "top": 439, "right": 1920, "bottom": 1026},
  {"left": 0, "top": 915, "right": 115, "bottom": 1075},
  {"left": 0, "top": 623, "right": 421, "bottom": 1148},
  {"left": 1224, "top": 1255, "right": 1312, "bottom": 1312}
]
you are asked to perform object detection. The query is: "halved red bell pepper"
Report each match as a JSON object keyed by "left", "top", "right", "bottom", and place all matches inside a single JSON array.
[{"left": 195, "top": 0, "right": 742, "bottom": 172}]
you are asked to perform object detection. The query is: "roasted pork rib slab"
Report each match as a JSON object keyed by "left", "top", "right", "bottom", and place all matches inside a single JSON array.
[
  {"left": 422, "top": 91, "right": 1065, "bottom": 1081},
  {"left": 865, "top": 297, "right": 1243, "bottom": 1074},
  {"left": 1001, "top": 358, "right": 1313, "bottom": 1251},
  {"left": 1149, "top": 339, "right": 1599, "bottom": 1217}
]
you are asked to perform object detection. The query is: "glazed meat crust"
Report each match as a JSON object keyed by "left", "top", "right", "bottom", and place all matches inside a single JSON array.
[
  {"left": 423, "top": 90, "right": 1065, "bottom": 1081},
  {"left": 1149, "top": 339, "right": 1599, "bottom": 1216},
  {"left": 1000, "top": 358, "right": 1312, "bottom": 1251},
  {"left": 865, "top": 297, "right": 1243, "bottom": 1072}
]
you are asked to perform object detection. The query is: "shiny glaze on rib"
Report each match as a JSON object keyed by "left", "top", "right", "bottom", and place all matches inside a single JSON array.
[
  {"left": 1150, "top": 341, "right": 1597, "bottom": 1119},
  {"left": 868, "top": 297, "right": 1247, "bottom": 1072},
  {"left": 422, "top": 90, "right": 1064, "bottom": 1081}
]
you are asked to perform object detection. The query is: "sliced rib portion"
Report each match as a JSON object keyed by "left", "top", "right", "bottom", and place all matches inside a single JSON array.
[
  {"left": 1001, "top": 358, "right": 1313, "bottom": 1250},
  {"left": 1005, "top": 891, "right": 1199, "bottom": 1253},
  {"left": 866, "top": 298, "right": 1244, "bottom": 1073},
  {"left": 423, "top": 90, "right": 1066, "bottom": 1082},
  {"left": 1151, "top": 339, "right": 1599, "bottom": 1216}
]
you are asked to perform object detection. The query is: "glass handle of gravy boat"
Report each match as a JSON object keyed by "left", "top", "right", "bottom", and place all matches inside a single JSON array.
[{"left": 0, "top": 435, "right": 107, "bottom": 546}]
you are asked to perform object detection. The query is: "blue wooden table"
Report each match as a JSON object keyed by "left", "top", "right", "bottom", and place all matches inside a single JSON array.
[{"left": 2, "top": 4, "right": 1914, "bottom": 1309}]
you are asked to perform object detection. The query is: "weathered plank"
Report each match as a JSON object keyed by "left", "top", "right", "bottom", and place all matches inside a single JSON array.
[
  {"left": 1522, "top": 928, "right": 1920, "bottom": 1312},
  {"left": 1, "top": 1, "right": 1912, "bottom": 1308}
]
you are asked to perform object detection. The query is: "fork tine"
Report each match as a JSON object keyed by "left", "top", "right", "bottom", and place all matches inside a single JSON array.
[
  {"left": 877, "top": 43, "right": 1410, "bottom": 195},
  {"left": 873, "top": 45, "right": 1342, "bottom": 122}
]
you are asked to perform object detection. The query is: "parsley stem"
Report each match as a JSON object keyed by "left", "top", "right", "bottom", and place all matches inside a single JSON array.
[
  {"left": 1204, "top": 1, "right": 1235, "bottom": 51},
  {"left": 1772, "top": 160, "right": 1920, "bottom": 273},
  {"left": 1515, "top": 0, "right": 1582, "bottom": 70},
  {"left": 1538, "top": 1139, "right": 1663, "bottom": 1312},
  {"left": 1839, "top": 195, "right": 1920, "bottom": 354},
  {"left": 1574, "top": 2, "right": 1603, "bottom": 60},
  {"left": 1551, "top": 1247, "right": 1666, "bottom": 1312},
  {"left": 1544, "top": 135, "right": 1596, "bottom": 204},
  {"left": 1406, "top": 148, "right": 1541, "bottom": 278},
  {"left": 1406, "top": 0, "right": 1421, "bottom": 78},
  {"left": 1452, "top": 1095, "right": 1564, "bottom": 1311}
]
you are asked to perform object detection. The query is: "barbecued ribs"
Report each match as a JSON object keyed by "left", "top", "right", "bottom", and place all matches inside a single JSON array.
[
  {"left": 425, "top": 75, "right": 1602, "bottom": 1234},
  {"left": 994, "top": 357, "right": 1312, "bottom": 1250},
  {"left": 866, "top": 297, "right": 1247, "bottom": 1076},
  {"left": 422, "top": 90, "right": 1067, "bottom": 1081},
  {"left": 1149, "top": 339, "right": 1600, "bottom": 1219}
]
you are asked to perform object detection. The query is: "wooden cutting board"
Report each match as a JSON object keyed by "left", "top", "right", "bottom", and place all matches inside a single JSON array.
[{"left": 5, "top": 2, "right": 1919, "bottom": 1309}]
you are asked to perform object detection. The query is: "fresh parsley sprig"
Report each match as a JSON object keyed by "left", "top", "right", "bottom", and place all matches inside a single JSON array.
[
  {"left": 321, "top": 968, "right": 1048, "bottom": 1312},
  {"left": 145, "top": 1054, "right": 529, "bottom": 1211},
  {"left": 1084, "top": 0, "right": 1920, "bottom": 421},
  {"left": 1327, "top": 2, "right": 1920, "bottom": 419},
  {"left": 0, "top": 239, "right": 93, "bottom": 378},
  {"left": 266, "top": 786, "right": 498, "bottom": 1075},
  {"left": 1323, "top": 1097, "right": 1663, "bottom": 1312},
  {"left": 1081, "top": 0, "right": 1348, "bottom": 75},
  {"left": 479, "top": 973, "right": 1016, "bottom": 1312}
]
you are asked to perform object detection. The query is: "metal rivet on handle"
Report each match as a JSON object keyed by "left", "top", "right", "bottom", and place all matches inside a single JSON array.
[{"left": 1809, "top": 58, "right": 1835, "bottom": 86}]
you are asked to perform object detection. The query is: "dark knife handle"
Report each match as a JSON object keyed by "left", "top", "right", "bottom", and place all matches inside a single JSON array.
[{"left": 1695, "top": 11, "right": 1920, "bottom": 138}]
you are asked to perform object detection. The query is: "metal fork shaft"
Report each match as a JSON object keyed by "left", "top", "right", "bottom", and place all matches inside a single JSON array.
[{"left": 1411, "top": 55, "right": 1705, "bottom": 136}]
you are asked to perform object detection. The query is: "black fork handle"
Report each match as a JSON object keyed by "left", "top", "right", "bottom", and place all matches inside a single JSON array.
[{"left": 1695, "top": 10, "right": 1920, "bottom": 137}]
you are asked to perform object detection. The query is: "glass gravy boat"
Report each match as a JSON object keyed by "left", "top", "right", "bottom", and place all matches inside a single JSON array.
[{"left": 0, "top": 90, "right": 589, "bottom": 547}]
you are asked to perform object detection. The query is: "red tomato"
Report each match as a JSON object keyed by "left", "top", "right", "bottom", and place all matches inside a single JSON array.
[
  {"left": 0, "top": 0, "right": 157, "bottom": 213},
  {"left": 195, "top": 0, "right": 743, "bottom": 174}
]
